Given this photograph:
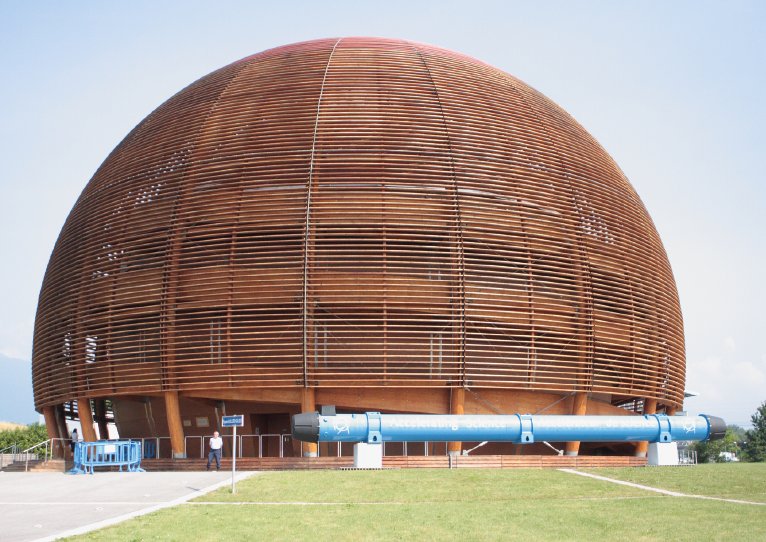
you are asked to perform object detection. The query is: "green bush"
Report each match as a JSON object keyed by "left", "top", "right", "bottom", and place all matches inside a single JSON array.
[
  {"left": 0, "top": 423, "right": 50, "bottom": 454},
  {"left": 743, "top": 400, "right": 766, "bottom": 462},
  {"left": 692, "top": 427, "right": 741, "bottom": 463}
]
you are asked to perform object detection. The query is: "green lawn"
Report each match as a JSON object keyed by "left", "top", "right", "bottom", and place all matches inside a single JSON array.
[
  {"left": 71, "top": 467, "right": 766, "bottom": 542},
  {"left": 585, "top": 463, "right": 766, "bottom": 502},
  {"left": 196, "top": 469, "right": 646, "bottom": 503}
]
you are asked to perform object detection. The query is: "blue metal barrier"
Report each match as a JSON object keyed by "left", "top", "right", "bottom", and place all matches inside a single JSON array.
[
  {"left": 68, "top": 440, "right": 145, "bottom": 475},
  {"left": 143, "top": 439, "right": 157, "bottom": 459}
]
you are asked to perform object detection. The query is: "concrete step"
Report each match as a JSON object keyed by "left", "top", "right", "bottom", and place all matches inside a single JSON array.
[
  {"left": 140, "top": 454, "right": 647, "bottom": 471},
  {"left": 1, "top": 459, "right": 67, "bottom": 472},
  {"left": 1, "top": 455, "right": 646, "bottom": 472},
  {"left": 141, "top": 457, "right": 352, "bottom": 471}
]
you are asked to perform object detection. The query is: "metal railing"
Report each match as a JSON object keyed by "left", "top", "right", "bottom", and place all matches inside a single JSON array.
[
  {"left": 678, "top": 448, "right": 698, "bottom": 465},
  {"left": 126, "top": 437, "right": 172, "bottom": 459},
  {"left": 18, "top": 438, "right": 71, "bottom": 471},
  {"left": 185, "top": 436, "right": 204, "bottom": 459},
  {"left": 382, "top": 441, "right": 448, "bottom": 457},
  {"left": 185, "top": 435, "right": 448, "bottom": 459},
  {"left": 0, "top": 444, "right": 18, "bottom": 454},
  {"left": 184, "top": 434, "right": 293, "bottom": 459},
  {"left": 0, "top": 444, "right": 18, "bottom": 470},
  {"left": 251, "top": 434, "right": 291, "bottom": 458},
  {"left": 314, "top": 441, "right": 451, "bottom": 458},
  {"left": 185, "top": 434, "right": 237, "bottom": 458}
]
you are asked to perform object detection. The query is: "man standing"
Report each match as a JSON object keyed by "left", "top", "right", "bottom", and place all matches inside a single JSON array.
[{"left": 207, "top": 431, "right": 223, "bottom": 471}]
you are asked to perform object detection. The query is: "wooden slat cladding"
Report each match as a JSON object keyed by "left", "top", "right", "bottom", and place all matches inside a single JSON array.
[{"left": 32, "top": 38, "right": 684, "bottom": 410}]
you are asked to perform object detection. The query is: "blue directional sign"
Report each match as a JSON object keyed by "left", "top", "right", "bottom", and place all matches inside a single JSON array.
[
  {"left": 222, "top": 415, "right": 244, "bottom": 427},
  {"left": 221, "top": 414, "right": 245, "bottom": 494}
]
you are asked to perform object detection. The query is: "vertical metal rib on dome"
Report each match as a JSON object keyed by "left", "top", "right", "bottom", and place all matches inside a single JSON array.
[
  {"left": 408, "top": 41, "right": 468, "bottom": 386},
  {"left": 303, "top": 38, "right": 343, "bottom": 387}
]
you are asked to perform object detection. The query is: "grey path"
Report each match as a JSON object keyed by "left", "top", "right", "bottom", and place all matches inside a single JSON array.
[{"left": 0, "top": 470, "right": 257, "bottom": 541}]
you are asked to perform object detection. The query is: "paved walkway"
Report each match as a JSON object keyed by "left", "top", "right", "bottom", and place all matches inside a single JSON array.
[{"left": 0, "top": 470, "right": 257, "bottom": 541}]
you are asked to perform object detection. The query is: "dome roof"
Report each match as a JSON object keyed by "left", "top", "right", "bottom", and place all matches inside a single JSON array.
[{"left": 33, "top": 37, "right": 684, "bottom": 409}]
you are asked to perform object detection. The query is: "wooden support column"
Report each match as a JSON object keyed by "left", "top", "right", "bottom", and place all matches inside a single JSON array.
[
  {"left": 42, "top": 406, "right": 59, "bottom": 440},
  {"left": 301, "top": 387, "right": 318, "bottom": 457},
  {"left": 164, "top": 391, "right": 186, "bottom": 458},
  {"left": 634, "top": 398, "right": 657, "bottom": 457},
  {"left": 54, "top": 404, "right": 73, "bottom": 459},
  {"left": 77, "top": 398, "right": 97, "bottom": 442},
  {"left": 666, "top": 406, "right": 677, "bottom": 416},
  {"left": 447, "top": 388, "right": 465, "bottom": 456},
  {"left": 42, "top": 406, "right": 65, "bottom": 458},
  {"left": 564, "top": 392, "right": 589, "bottom": 456},
  {"left": 94, "top": 399, "right": 109, "bottom": 440}
]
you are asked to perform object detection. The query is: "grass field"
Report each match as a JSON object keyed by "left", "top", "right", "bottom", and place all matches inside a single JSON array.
[
  {"left": 71, "top": 464, "right": 766, "bottom": 541},
  {"left": 586, "top": 463, "right": 766, "bottom": 503}
]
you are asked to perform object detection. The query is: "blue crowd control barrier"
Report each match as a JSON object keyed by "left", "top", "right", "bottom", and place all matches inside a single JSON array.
[
  {"left": 68, "top": 440, "right": 145, "bottom": 475},
  {"left": 143, "top": 439, "right": 156, "bottom": 459}
]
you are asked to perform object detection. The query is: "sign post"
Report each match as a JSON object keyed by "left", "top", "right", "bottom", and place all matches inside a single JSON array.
[{"left": 221, "top": 415, "right": 244, "bottom": 494}]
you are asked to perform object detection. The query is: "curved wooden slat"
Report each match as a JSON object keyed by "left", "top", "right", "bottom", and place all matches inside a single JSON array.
[{"left": 32, "top": 38, "right": 684, "bottom": 412}]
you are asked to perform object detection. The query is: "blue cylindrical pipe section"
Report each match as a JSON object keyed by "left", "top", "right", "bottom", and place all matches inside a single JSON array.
[{"left": 292, "top": 412, "right": 725, "bottom": 444}]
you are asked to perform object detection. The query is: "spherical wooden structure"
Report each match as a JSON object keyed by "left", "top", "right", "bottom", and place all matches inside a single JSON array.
[{"left": 33, "top": 38, "right": 684, "bottom": 457}]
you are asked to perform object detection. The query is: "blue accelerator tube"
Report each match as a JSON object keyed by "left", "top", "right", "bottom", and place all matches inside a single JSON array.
[{"left": 291, "top": 411, "right": 726, "bottom": 445}]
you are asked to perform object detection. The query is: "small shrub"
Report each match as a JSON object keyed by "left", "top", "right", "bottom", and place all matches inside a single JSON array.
[{"left": 0, "top": 423, "right": 50, "bottom": 454}]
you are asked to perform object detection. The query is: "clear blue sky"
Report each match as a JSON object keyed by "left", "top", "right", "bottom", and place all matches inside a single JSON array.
[{"left": 0, "top": 1, "right": 763, "bottom": 426}]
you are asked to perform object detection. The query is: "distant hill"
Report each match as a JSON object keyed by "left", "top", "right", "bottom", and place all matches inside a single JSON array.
[
  {"left": 0, "top": 354, "right": 38, "bottom": 424},
  {"left": 0, "top": 421, "right": 25, "bottom": 431}
]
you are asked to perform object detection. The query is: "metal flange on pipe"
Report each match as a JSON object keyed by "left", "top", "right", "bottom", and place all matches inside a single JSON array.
[{"left": 291, "top": 411, "right": 726, "bottom": 445}]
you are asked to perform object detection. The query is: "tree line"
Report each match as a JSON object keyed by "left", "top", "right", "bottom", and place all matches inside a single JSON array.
[
  {"left": 0, "top": 423, "right": 49, "bottom": 452},
  {"left": 693, "top": 400, "right": 766, "bottom": 462}
]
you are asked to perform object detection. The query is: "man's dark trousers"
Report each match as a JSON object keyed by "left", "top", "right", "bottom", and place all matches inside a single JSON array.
[{"left": 207, "top": 448, "right": 221, "bottom": 470}]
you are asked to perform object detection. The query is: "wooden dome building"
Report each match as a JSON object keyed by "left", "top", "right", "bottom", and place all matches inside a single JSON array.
[{"left": 33, "top": 38, "right": 685, "bottom": 459}]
